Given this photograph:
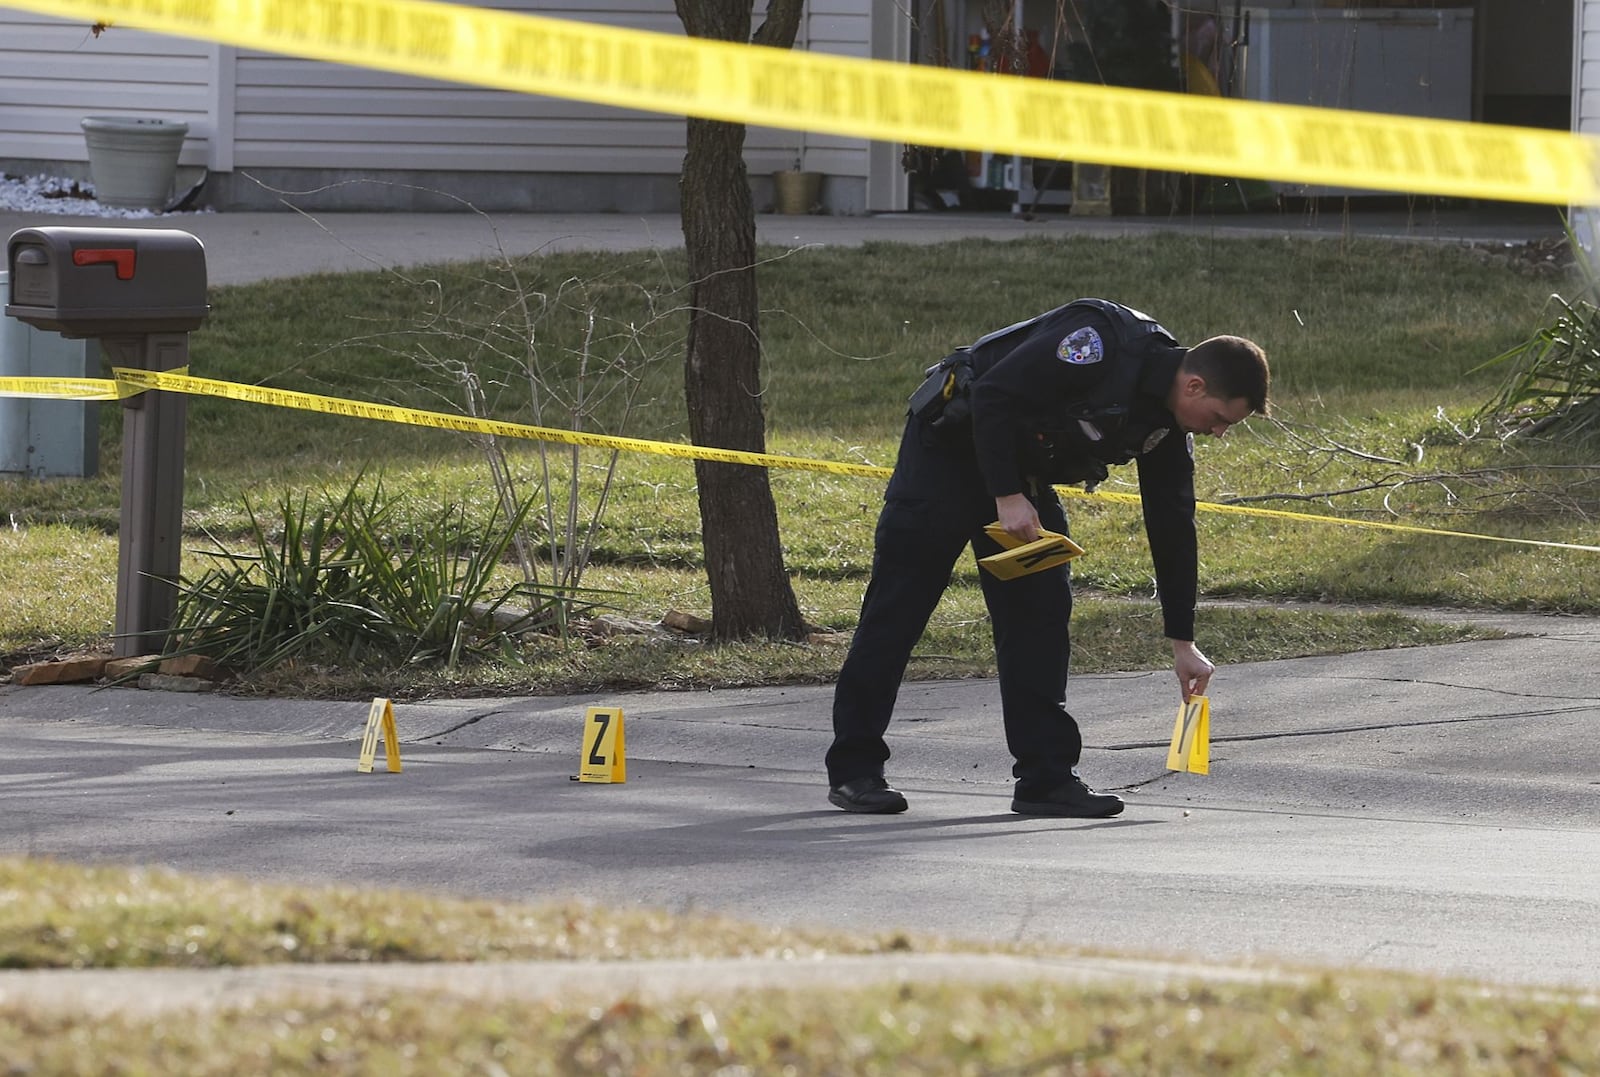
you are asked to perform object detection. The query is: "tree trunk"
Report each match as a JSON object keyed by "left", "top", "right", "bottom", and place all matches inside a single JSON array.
[{"left": 676, "top": 0, "right": 807, "bottom": 641}]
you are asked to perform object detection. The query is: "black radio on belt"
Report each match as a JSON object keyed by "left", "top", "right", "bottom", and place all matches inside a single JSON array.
[{"left": 907, "top": 350, "right": 975, "bottom": 436}]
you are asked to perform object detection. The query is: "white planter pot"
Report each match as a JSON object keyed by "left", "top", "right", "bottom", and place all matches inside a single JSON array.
[{"left": 81, "top": 116, "right": 189, "bottom": 210}]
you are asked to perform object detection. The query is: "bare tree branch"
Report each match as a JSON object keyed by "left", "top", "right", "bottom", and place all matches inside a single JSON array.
[{"left": 753, "top": 0, "right": 804, "bottom": 48}]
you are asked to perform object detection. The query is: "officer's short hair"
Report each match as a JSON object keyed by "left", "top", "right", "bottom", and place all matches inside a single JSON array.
[{"left": 1182, "top": 336, "right": 1270, "bottom": 416}]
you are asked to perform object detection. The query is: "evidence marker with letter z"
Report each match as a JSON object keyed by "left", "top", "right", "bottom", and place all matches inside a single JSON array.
[{"left": 577, "top": 706, "right": 626, "bottom": 783}]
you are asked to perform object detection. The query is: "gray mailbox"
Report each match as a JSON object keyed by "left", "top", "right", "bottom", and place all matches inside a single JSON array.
[
  {"left": 6, "top": 227, "right": 207, "bottom": 336},
  {"left": 5, "top": 226, "right": 209, "bottom": 658}
]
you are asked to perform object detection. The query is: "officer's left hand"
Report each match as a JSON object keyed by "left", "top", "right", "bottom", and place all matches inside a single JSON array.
[{"left": 1170, "top": 639, "right": 1214, "bottom": 701}]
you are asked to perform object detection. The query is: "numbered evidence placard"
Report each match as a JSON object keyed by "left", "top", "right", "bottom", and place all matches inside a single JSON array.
[
  {"left": 358, "top": 697, "right": 403, "bottom": 773},
  {"left": 979, "top": 522, "right": 1086, "bottom": 580},
  {"left": 578, "top": 706, "right": 626, "bottom": 783},
  {"left": 1166, "top": 695, "right": 1210, "bottom": 775}
]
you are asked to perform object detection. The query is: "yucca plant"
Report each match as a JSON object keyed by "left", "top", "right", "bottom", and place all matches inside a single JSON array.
[
  {"left": 1475, "top": 227, "right": 1600, "bottom": 440},
  {"left": 169, "top": 474, "right": 612, "bottom": 673}
]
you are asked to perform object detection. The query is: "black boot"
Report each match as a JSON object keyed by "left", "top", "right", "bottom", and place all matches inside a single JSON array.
[
  {"left": 1011, "top": 771, "right": 1123, "bottom": 818},
  {"left": 828, "top": 776, "right": 909, "bottom": 814}
]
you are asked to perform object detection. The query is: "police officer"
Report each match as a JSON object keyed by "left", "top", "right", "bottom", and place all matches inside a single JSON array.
[{"left": 826, "top": 299, "right": 1269, "bottom": 817}]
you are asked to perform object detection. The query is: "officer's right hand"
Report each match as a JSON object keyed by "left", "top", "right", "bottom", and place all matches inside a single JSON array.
[
  {"left": 1171, "top": 639, "right": 1215, "bottom": 701},
  {"left": 995, "top": 493, "right": 1041, "bottom": 543}
]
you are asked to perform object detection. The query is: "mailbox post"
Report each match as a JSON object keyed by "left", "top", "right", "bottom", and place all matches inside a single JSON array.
[{"left": 5, "top": 227, "right": 208, "bottom": 657}]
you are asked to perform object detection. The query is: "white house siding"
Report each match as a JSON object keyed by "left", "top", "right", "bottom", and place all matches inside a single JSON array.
[
  {"left": 1577, "top": 0, "right": 1600, "bottom": 136},
  {"left": 0, "top": 10, "right": 214, "bottom": 168},
  {"left": 231, "top": 2, "right": 690, "bottom": 175},
  {"left": 1573, "top": 0, "right": 1600, "bottom": 247},
  {"left": 0, "top": 2, "right": 883, "bottom": 212},
  {"left": 230, "top": 59, "right": 689, "bottom": 173},
  {"left": 228, "top": 1, "right": 875, "bottom": 208},
  {"left": 747, "top": 1, "right": 872, "bottom": 179}
]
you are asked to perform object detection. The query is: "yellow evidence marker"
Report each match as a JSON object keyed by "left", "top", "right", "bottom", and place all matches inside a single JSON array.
[
  {"left": 578, "top": 706, "right": 626, "bottom": 783},
  {"left": 357, "top": 697, "right": 402, "bottom": 774},
  {"left": 979, "top": 522, "right": 1086, "bottom": 580},
  {"left": 1166, "top": 695, "right": 1210, "bottom": 775}
]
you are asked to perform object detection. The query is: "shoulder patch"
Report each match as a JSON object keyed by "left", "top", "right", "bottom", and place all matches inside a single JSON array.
[
  {"left": 1141, "top": 428, "right": 1170, "bottom": 453},
  {"left": 1056, "top": 326, "right": 1104, "bottom": 365}
]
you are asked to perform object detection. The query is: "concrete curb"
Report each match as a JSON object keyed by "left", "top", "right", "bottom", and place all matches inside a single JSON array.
[{"left": 0, "top": 952, "right": 1303, "bottom": 1018}]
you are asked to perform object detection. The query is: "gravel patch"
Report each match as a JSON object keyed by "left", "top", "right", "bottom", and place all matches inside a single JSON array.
[{"left": 0, "top": 171, "right": 210, "bottom": 219}]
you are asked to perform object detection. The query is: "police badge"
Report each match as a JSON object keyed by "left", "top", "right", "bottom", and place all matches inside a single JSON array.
[{"left": 1056, "top": 327, "right": 1103, "bottom": 364}]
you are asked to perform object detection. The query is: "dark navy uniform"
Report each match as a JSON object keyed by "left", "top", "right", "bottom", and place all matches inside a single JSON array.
[{"left": 827, "top": 299, "right": 1199, "bottom": 795}]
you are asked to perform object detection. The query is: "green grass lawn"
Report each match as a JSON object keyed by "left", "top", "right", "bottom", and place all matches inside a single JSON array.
[
  {"left": 1, "top": 231, "right": 1593, "bottom": 692},
  {"left": 3, "top": 858, "right": 1595, "bottom": 1075}
]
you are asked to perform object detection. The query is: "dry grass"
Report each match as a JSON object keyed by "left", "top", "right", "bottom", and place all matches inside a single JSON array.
[
  {"left": 4, "top": 980, "right": 1597, "bottom": 1076},
  {"left": 1, "top": 857, "right": 1595, "bottom": 1076},
  {"left": 0, "top": 857, "right": 906, "bottom": 969}
]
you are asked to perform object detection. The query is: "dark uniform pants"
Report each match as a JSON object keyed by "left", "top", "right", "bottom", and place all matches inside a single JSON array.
[{"left": 827, "top": 417, "right": 1083, "bottom": 793}]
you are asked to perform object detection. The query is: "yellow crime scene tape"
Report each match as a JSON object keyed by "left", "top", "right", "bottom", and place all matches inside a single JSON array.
[
  {"left": 112, "top": 367, "right": 894, "bottom": 480},
  {"left": 5, "top": 0, "right": 1598, "bottom": 206},
  {"left": 0, "top": 377, "right": 125, "bottom": 400},
  {"left": 4, "top": 368, "right": 1595, "bottom": 556},
  {"left": 1061, "top": 486, "right": 1600, "bottom": 555},
  {"left": 3, "top": 1, "right": 1596, "bottom": 552}
]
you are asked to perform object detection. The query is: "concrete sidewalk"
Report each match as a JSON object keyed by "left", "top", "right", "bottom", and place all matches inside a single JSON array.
[
  {"left": 0, "top": 952, "right": 1313, "bottom": 1019},
  {"left": 0, "top": 203, "right": 1567, "bottom": 286}
]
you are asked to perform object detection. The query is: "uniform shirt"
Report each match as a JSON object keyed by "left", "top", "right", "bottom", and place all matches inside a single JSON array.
[{"left": 966, "top": 307, "right": 1200, "bottom": 641}]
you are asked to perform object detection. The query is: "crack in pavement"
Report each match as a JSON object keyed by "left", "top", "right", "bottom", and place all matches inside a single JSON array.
[
  {"left": 416, "top": 708, "right": 522, "bottom": 740},
  {"left": 1313, "top": 674, "right": 1600, "bottom": 701},
  {"left": 1099, "top": 704, "right": 1593, "bottom": 751},
  {"left": 1116, "top": 771, "right": 1176, "bottom": 792}
]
